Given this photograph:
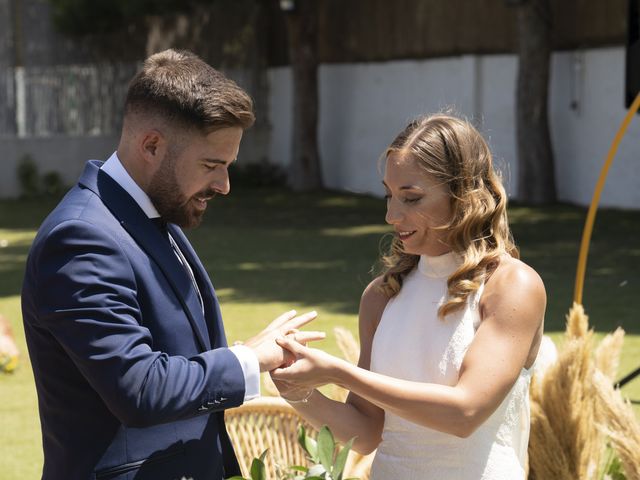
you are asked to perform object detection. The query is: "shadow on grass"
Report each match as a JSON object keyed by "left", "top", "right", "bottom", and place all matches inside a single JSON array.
[
  {"left": 1, "top": 190, "right": 639, "bottom": 334},
  {"left": 508, "top": 203, "right": 640, "bottom": 334},
  {"left": 188, "top": 188, "right": 388, "bottom": 315},
  {"left": 0, "top": 197, "right": 64, "bottom": 298}
]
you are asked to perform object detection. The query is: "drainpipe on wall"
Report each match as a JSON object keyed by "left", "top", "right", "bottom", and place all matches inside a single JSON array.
[
  {"left": 11, "top": 0, "right": 26, "bottom": 138},
  {"left": 14, "top": 66, "right": 25, "bottom": 138},
  {"left": 472, "top": 55, "right": 484, "bottom": 125}
]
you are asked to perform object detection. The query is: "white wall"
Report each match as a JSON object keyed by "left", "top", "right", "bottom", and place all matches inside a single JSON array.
[
  {"left": 0, "top": 135, "right": 119, "bottom": 197},
  {"left": 550, "top": 48, "right": 640, "bottom": 208},
  {"left": 268, "top": 46, "right": 640, "bottom": 209},
  {"left": 477, "top": 55, "right": 518, "bottom": 198}
]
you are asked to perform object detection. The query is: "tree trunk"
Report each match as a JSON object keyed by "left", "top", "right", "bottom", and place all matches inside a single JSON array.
[
  {"left": 285, "top": 1, "right": 323, "bottom": 191},
  {"left": 516, "top": 0, "right": 556, "bottom": 204}
]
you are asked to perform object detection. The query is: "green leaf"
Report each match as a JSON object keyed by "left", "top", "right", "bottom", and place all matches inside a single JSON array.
[
  {"left": 297, "top": 425, "right": 307, "bottom": 453},
  {"left": 305, "top": 436, "right": 319, "bottom": 463},
  {"left": 332, "top": 437, "right": 355, "bottom": 480},
  {"left": 226, "top": 477, "right": 248, "bottom": 480},
  {"left": 289, "top": 465, "right": 308, "bottom": 472},
  {"left": 605, "top": 455, "right": 626, "bottom": 480},
  {"left": 299, "top": 425, "right": 319, "bottom": 462},
  {"left": 250, "top": 451, "right": 267, "bottom": 480},
  {"left": 600, "top": 446, "right": 626, "bottom": 480},
  {"left": 316, "top": 426, "right": 335, "bottom": 473}
]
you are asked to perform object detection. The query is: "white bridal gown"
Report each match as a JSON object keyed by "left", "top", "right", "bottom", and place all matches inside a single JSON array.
[{"left": 369, "top": 252, "right": 531, "bottom": 480}]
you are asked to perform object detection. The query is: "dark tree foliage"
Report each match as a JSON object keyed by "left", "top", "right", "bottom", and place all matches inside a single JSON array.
[{"left": 47, "top": 0, "right": 213, "bottom": 35}]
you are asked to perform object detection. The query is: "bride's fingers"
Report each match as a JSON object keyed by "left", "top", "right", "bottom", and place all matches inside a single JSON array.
[
  {"left": 270, "top": 366, "right": 291, "bottom": 378},
  {"left": 271, "top": 365, "right": 307, "bottom": 383},
  {"left": 276, "top": 335, "right": 306, "bottom": 355},
  {"left": 275, "top": 337, "right": 297, "bottom": 356}
]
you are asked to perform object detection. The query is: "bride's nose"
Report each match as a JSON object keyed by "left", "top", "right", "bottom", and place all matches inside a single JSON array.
[{"left": 385, "top": 199, "right": 403, "bottom": 225}]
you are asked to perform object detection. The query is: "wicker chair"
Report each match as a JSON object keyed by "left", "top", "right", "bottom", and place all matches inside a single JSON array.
[{"left": 225, "top": 396, "right": 372, "bottom": 480}]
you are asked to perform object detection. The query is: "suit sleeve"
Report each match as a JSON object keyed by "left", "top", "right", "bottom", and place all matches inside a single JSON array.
[{"left": 31, "top": 219, "right": 246, "bottom": 427}]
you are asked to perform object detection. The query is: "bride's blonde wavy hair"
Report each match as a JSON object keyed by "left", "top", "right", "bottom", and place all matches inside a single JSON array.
[{"left": 378, "top": 113, "right": 518, "bottom": 319}]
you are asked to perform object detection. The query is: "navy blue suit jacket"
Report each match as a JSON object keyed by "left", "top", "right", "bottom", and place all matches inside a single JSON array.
[{"left": 22, "top": 161, "right": 245, "bottom": 480}]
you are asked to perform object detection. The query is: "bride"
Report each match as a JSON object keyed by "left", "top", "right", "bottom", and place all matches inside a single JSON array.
[{"left": 271, "top": 114, "right": 545, "bottom": 479}]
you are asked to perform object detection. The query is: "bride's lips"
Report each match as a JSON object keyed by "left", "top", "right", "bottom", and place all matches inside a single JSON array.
[{"left": 397, "top": 230, "right": 416, "bottom": 241}]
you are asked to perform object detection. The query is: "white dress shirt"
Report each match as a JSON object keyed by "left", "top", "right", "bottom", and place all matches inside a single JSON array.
[{"left": 101, "top": 152, "right": 260, "bottom": 401}]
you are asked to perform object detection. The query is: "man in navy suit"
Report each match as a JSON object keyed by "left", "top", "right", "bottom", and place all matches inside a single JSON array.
[{"left": 21, "top": 49, "right": 321, "bottom": 480}]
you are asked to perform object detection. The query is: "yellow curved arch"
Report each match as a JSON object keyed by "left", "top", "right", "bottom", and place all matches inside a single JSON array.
[{"left": 574, "top": 92, "right": 640, "bottom": 305}]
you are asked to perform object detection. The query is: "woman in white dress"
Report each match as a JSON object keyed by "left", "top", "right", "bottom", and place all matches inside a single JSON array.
[{"left": 271, "top": 114, "right": 545, "bottom": 480}]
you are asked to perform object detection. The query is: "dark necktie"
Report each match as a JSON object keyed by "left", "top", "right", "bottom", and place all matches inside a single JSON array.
[{"left": 151, "top": 217, "right": 204, "bottom": 314}]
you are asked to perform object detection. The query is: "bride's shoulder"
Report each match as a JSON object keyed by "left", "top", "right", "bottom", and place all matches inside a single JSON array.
[
  {"left": 488, "top": 256, "right": 544, "bottom": 293},
  {"left": 361, "top": 276, "right": 390, "bottom": 305},
  {"left": 483, "top": 256, "right": 546, "bottom": 316},
  {"left": 359, "top": 276, "right": 391, "bottom": 334}
]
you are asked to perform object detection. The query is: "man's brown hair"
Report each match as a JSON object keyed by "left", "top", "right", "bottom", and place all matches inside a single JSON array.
[{"left": 125, "top": 49, "right": 255, "bottom": 132}]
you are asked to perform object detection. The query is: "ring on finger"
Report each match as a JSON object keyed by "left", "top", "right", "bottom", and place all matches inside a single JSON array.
[{"left": 286, "top": 331, "right": 297, "bottom": 342}]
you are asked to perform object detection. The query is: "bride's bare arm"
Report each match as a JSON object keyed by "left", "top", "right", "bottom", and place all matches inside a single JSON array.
[
  {"left": 273, "top": 259, "right": 545, "bottom": 438},
  {"left": 270, "top": 278, "right": 388, "bottom": 454}
]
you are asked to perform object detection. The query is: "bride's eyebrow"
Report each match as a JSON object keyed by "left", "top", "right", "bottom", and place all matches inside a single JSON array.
[{"left": 381, "top": 180, "right": 422, "bottom": 191}]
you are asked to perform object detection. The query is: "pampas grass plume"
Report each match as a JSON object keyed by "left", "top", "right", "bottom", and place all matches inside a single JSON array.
[
  {"left": 594, "top": 327, "right": 625, "bottom": 382},
  {"left": 528, "top": 303, "right": 604, "bottom": 479},
  {"left": 592, "top": 371, "right": 640, "bottom": 480},
  {"left": 529, "top": 302, "right": 640, "bottom": 480}
]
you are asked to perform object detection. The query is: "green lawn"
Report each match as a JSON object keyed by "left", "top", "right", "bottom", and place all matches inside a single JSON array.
[{"left": 0, "top": 190, "right": 639, "bottom": 479}]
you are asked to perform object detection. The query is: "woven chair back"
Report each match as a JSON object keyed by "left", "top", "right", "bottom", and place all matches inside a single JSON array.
[{"left": 225, "top": 396, "right": 372, "bottom": 480}]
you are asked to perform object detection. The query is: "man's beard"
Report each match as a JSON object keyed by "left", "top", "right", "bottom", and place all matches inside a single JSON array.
[{"left": 147, "top": 152, "right": 212, "bottom": 229}]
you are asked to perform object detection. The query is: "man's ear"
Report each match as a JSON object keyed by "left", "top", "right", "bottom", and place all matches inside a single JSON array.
[{"left": 139, "top": 129, "right": 167, "bottom": 167}]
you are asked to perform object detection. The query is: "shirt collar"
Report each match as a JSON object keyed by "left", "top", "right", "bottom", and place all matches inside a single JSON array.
[{"left": 100, "top": 152, "right": 161, "bottom": 219}]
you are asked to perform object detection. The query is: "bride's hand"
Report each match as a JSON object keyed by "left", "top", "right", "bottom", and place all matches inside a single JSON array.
[
  {"left": 270, "top": 335, "right": 338, "bottom": 389},
  {"left": 270, "top": 376, "right": 314, "bottom": 403}
]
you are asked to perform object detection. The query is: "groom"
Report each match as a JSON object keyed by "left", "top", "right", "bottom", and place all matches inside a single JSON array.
[{"left": 21, "top": 49, "right": 320, "bottom": 480}]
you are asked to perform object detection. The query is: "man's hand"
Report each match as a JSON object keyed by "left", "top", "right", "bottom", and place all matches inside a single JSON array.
[{"left": 244, "top": 310, "right": 324, "bottom": 372}]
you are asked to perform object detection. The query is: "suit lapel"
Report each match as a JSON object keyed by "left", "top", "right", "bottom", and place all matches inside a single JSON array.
[
  {"left": 79, "top": 162, "right": 211, "bottom": 352},
  {"left": 169, "top": 226, "right": 227, "bottom": 349}
]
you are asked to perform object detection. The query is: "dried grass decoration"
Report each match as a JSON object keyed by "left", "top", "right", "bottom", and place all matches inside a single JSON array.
[{"left": 528, "top": 303, "right": 640, "bottom": 480}]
